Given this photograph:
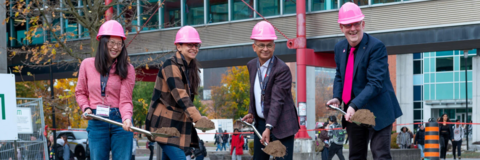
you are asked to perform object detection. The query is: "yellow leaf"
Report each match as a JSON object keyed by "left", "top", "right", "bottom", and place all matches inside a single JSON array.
[
  {"left": 80, "top": 44, "right": 83, "bottom": 50},
  {"left": 63, "top": 14, "right": 66, "bottom": 19},
  {"left": 145, "top": 64, "right": 149, "bottom": 70},
  {"left": 128, "top": 6, "right": 132, "bottom": 10},
  {"left": 15, "top": 12, "right": 19, "bottom": 17},
  {"left": 145, "top": 48, "right": 149, "bottom": 52},
  {"left": 27, "top": 72, "right": 32, "bottom": 76},
  {"left": 55, "top": 43, "right": 59, "bottom": 48},
  {"left": 72, "top": 72, "right": 78, "bottom": 77},
  {"left": 125, "top": 31, "right": 129, "bottom": 36},
  {"left": 52, "top": 49, "right": 56, "bottom": 55},
  {"left": 12, "top": 51, "right": 16, "bottom": 56},
  {"left": 52, "top": 12, "right": 55, "bottom": 18},
  {"left": 21, "top": 22, "right": 24, "bottom": 26}
]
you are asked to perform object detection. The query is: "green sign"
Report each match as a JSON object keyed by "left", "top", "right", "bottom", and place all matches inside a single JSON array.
[{"left": 0, "top": 94, "right": 5, "bottom": 120}]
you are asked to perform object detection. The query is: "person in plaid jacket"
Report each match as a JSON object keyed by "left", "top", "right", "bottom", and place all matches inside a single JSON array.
[{"left": 145, "top": 26, "right": 210, "bottom": 160}]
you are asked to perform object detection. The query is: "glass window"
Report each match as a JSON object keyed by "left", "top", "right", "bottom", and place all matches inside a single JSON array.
[
  {"left": 371, "top": 0, "right": 400, "bottom": 5},
  {"left": 436, "top": 83, "right": 454, "bottom": 100},
  {"left": 436, "top": 51, "right": 453, "bottom": 57},
  {"left": 414, "top": 102, "right": 422, "bottom": 109},
  {"left": 414, "top": 86, "right": 422, "bottom": 101},
  {"left": 231, "top": 0, "right": 254, "bottom": 21},
  {"left": 436, "top": 57, "right": 453, "bottom": 72},
  {"left": 414, "top": 60, "right": 422, "bottom": 74},
  {"left": 163, "top": 1, "right": 181, "bottom": 28},
  {"left": 284, "top": 0, "right": 308, "bottom": 14},
  {"left": 341, "top": 0, "right": 367, "bottom": 6},
  {"left": 207, "top": 0, "right": 228, "bottom": 23},
  {"left": 460, "top": 56, "right": 473, "bottom": 70},
  {"left": 140, "top": 0, "right": 160, "bottom": 30},
  {"left": 312, "top": 0, "right": 338, "bottom": 11},
  {"left": 414, "top": 110, "right": 422, "bottom": 120},
  {"left": 64, "top": 14, "right": 79, "bottom": 39},
  {"left": 257, "top": 0, "right": 280, "bottom": 17},
  {"left": 185, "top": 0, "right": 204, "bottom": 26},
  {"left": 413, "top": 53, "right": 422, "bottom": 60}
]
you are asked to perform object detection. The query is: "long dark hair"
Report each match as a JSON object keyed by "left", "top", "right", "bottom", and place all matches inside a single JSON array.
[
  {"left": 95, "top": 36, "right": 130, "bottom": 80},
  {"left": 179, "top": 50, "right": 201, "bottom": 96},
  {"left": 439, "top": 113, "right": 450, "bottom": 122}
]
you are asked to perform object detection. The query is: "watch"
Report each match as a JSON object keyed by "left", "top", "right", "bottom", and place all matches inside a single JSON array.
[{"left": 266, "top": 124, "right": 273, "bottom": 130}]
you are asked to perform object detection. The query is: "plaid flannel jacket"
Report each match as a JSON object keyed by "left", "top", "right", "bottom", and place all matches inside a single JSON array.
[{"left": 145, "top": 52, "right": 202, "bottom": 149}]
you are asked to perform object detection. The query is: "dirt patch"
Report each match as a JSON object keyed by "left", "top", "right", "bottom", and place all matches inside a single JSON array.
[
  {"left": 154, "top": 127, "right": 180, "bottom": 137},
  {"left": 351, "top": 109, "right": 376, "bottom": 126},
  {"left": 263, "top": 140, "right": 286, "bottom": 158},
  {"left": 315, "top": 140, "right": 324, "bottom": 152},
  {"left": 194, "top": 118, "right": 215, "bottom": 130}
]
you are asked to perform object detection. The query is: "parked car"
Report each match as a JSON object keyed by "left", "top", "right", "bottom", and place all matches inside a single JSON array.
[{"left": 56, "top": 130, "right": 88, "bottom": 160}]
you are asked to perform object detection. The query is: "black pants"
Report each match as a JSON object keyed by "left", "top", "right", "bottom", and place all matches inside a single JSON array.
[
  {"left": 452, "top": 140, "right": 462, "bottom": 159},
  {"left": 131, "top": 155, "right": 136, "bottom": 160},
  {"left": 328, "top": 143, "right": 345, "bottom": 160},
  {"left": 440, "top": 133, "right": 450, "bottom": 158},
  {"left": 253, "top": 118, "right": 295, "bottom": 160},
  {"left": 346, "top": 122, "right": 393, "bottom": 160},
  {"left": 149, "top": 146, "right": 154, "bottom": 160}
]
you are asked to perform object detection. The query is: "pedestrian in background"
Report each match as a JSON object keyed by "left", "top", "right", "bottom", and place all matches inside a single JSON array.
[
  {"left": 452, "top": 119, "right": 464, "bottom": 160},
  {"left": 414, "top": 124, "right": 425, "bottom": 159},
  {"left": 319, "top": 122, "right": 330, "bottom": 160},
  {"left": 439, "top": 114, "right": 453, "bottom": 160},
  {"left": 397, "top": 127, "right": 411, "bottom": 149},
  {"left": 230, "top": 129, "right": 244, "bottom": 160},
  {"left": 148, "top": 141, "right": 155, "bottom": 160}
]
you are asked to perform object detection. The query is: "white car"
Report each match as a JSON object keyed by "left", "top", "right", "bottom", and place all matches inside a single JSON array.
[{"left": 56, "top": 130, "right": 88, "bottom": 160}]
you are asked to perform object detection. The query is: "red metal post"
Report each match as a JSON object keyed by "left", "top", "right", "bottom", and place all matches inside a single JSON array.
[
  {"left": 293, "top": 0, "right": 311, "bottom": 139},
  {"left": 105, "top": 0, "right": 114, "bottom": 21}
]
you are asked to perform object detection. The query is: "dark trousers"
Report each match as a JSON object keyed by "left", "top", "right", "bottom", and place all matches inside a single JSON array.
[
  {"left": 440, "top": 133, "right": 450, "bottom": 158},
  {"left": 253, "top": 118, "right": 295, "bottom": 160},
  {"left": 328, "top": 143, "right": 345, "bottom": 160},
  {"left": 149, "top": 146, "right": 154, "bottom": 160},
  {"left": 346, "top": 122, "right": 392, "bottom": 160},
  {"left": 131, "top": 155, "right": 135, "bottom": 160},
  {"left": 452, "top": 140, "right": 462, "bottom": 159},
  {"left": 322, "top": 147, "right": 329, "bottom": 160}
]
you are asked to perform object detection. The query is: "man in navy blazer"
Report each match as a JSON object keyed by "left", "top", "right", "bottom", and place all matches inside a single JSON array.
[{"left": 327, "top": 3, "right": 402, "bottom": 160}]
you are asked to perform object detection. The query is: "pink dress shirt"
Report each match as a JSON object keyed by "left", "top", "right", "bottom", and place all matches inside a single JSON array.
[{"left": 75, "top": 58, "right": 136, "bottom": 122}]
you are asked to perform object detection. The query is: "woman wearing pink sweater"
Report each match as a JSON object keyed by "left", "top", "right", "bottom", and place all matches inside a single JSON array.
[{"left": 75, "top": 20, "right": 135, "bottom": 160}]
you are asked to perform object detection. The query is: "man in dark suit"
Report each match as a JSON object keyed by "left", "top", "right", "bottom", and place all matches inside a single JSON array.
[
  {"left": 326, "top": 2, "right": 403, "bottom": 160},
  {"left": 242, "top": 21, "right": 299, "bottom": 160}
]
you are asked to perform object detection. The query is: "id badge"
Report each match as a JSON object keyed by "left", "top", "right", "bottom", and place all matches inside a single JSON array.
[{"left": 96, "top": 104, "right": 110, "bottom": 117}]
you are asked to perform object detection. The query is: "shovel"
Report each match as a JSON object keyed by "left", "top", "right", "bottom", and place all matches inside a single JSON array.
[
  {"left": 326, "top": 105, "right": 376, "bottom": 126},
  {"left": 84, "top": 113, "right": 174, "bottom": 138},
  {"left": 241, "top": 121, "right": 287, "bottom": 158}
]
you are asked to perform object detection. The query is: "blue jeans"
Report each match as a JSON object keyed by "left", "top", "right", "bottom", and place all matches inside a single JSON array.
[
  {"left": 196, "top": 155, "right": 204, "bottom": 160},
  {"left": 159, "top": 143, "right": 186, "bottom": 160},
  {"left": 417, "top": 144, "right": 424, "bottom": 158},
  {"left": 87, "top": 108, "right": 133, "bottom": 160},
  {"left": 216, "top": 143, "right": 222, "bottom": 151},
  {"left": 222, "top": 142, "right": 227, "bottom": 151}
]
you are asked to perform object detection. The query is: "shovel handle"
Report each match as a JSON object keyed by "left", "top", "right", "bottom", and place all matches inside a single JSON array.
[
  {"left": 327, "top": 105, "right": 347, "bottom": 115},
  {"left": 242, "top": 121, "right": 268, "bottom": 146},
  {"left": 84, "top": 113, "right": 154, "bottom": 137}
]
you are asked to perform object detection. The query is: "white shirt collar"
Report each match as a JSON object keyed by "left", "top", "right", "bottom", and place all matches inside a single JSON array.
[{"left": 260, "top": 57, "right": 272, "bottom": 68}]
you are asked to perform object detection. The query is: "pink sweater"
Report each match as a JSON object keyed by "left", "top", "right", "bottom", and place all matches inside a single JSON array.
[{"left": 75, "top": 58, "right": 135, "bottom": 122}]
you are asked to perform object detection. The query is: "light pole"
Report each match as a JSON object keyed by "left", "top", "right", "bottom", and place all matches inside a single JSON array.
[{"left": 463, "top": 50, "right": 469, "bottom": 150}]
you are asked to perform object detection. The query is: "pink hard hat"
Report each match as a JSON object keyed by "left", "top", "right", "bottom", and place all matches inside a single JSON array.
[
  {"left": 174, "top": 26, "right": 202, "bottom": 44},
  {"left": 96, "top": 20, "right": 126, "bottom": 41},
  {"left": 338, "top": 2, "right": 365, "bottom": 24},
  {"left": 250, "top": 21, "right": 277, "bottom": 41}
]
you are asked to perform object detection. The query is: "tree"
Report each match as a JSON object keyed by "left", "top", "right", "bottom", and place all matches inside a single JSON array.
[
  {"left": 210, "top": 66, "right": 250, "bottom": 120},
  {"left": 131, "top": 81, "right": 155, "bottom": 128}
]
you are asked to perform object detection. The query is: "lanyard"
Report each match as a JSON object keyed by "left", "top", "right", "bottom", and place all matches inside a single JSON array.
[
  {"left": 100, "top": 67, "right": 110, "bottom": 98},
  {"left": 257, "top": 57, "right": 275, "bottom": 111}
]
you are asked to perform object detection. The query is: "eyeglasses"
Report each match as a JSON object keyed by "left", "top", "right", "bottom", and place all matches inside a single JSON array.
[
  {"left": 341, "top": 21, "right": 363, "bottom": 28},
  {"left": 108, "top": 40, "right": 124, "bottom": 48},
  {"left": 254, "top": 43, "right": 274, "bottom": 49},
  {"left": 181, "top": 43, "right": 201, "bottom": 49}
]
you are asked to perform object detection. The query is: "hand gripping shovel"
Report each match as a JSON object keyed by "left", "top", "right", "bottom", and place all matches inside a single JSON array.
[
  {"left": 326, "top": 105, "right": 376, "bottom": 127},
  {"left": 241, "top": 121, "right": 286, "bottom": 158},
  {"left": 84, "top": 113, "right": 175, "bottom": 138}
]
